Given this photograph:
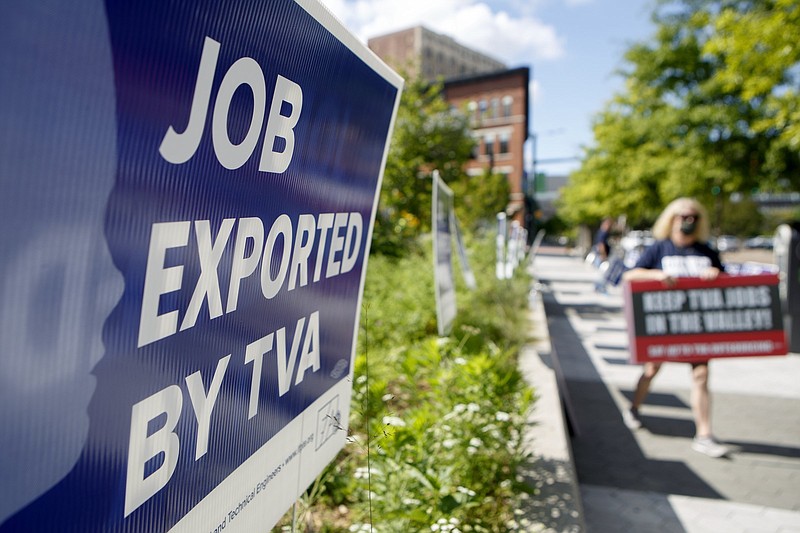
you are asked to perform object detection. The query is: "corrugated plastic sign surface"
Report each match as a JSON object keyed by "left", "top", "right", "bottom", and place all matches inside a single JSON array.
[{"left": 0, "top": 0, "right": 402, "bottom": 531}]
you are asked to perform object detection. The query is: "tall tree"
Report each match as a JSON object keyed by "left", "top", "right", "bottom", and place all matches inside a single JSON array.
[
  {"left": 704, "top": 0, "right": 800, "bottom": 179},
  {"left": 559, "top": 0, "right": 800, "bottom": 230},
  {"left": 372, "top": 75, "right": 482, "bottom": 255}
]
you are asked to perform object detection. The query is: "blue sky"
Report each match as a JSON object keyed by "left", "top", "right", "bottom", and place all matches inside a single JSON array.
[{"left": 320, "top": 0, "right": 657, "bottom": 175}]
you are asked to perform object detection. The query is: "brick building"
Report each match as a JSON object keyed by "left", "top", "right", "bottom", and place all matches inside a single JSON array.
[
  {"left": 368, "top": 26, "right": 530, "bottom": 224},
  {"left": 443, "top": 68, "right": 530, "bottom": 221},
  {"left": 367, "top": 26, "right": 506, "bottom": 82}
]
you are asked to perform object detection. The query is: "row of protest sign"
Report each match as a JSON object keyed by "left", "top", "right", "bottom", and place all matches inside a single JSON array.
[{"left": 496, "top": 213, "right": 528, "bottom": 280}]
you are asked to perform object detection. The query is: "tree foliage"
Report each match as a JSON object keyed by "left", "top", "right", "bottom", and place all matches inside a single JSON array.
[
  {"left": 450, "top": 167, "right": 510, "bottom": 233},
  {"left": 559, "top": 0, "right": 800, "bottom": 231},
  {"left": 371, "top": 75, "right": 476, "bottom": 255}
]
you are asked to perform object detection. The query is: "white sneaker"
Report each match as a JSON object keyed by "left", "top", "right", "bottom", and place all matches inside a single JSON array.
[
  {"left": 692, "top": 436, "right": 729, "bottom": 458},
  {"left": 623, "top": 408, "right": 642, "bottom": 430}
]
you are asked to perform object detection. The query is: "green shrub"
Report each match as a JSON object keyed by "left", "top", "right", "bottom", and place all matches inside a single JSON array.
[{"left": 277, "top": 233, "right": 535, "bottom": 532}]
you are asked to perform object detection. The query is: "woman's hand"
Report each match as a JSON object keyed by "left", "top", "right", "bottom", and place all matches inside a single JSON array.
[
  {"left": 656, "top": 270, "right": 677, "bottom": 287},
  {"left": 623, "top": 267, "right": 676, "bottom": 286}
]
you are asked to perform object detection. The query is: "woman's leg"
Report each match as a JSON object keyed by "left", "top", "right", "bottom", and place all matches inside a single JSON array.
[
  {"left": 690, "top": 362, "right": 729, "bottom": 457},
  {"left": 624, "top": 362, "right": 662, "bottom": 429},
  {"left": 691, "top": 362, "right": 711, "bottom": 437},
  {"left": 631, "top": 362, "right": 662, "bottom": 410}
]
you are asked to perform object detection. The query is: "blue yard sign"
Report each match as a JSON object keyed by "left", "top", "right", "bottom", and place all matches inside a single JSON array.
[{"left": 0, "top": 0, "right": 402, "bottom": 531}]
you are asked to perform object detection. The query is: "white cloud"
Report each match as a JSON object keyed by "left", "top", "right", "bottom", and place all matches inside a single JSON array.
[{"left": 319, "top": 0, "right": 565, "bottom": 65}]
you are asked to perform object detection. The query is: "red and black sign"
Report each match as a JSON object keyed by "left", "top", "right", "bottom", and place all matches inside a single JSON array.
[{"left": 624, "top": 274, "right": 787, "bottom": 363}]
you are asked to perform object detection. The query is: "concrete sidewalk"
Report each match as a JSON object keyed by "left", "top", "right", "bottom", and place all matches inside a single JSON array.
[{"left": 524, "top": 245, "right": 800, "bottom": 533}]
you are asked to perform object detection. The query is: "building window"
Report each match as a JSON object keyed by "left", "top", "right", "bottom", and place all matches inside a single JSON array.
[
  {"left": 502, "top": 95, "right": 513, "bottom": 117},
  {"left": 490, "top": 97, "right": 499, "bottom": 118},
  {"left": 499, "top": 132, "right": 509, "bottom": 154},
  {"left": 479, "top": 99, "right": 487, "bottom": 120},
  {"left": 467, "top": 101, "right": 478, "bottom": 122},
  {"left": 484, "top": 134, "right": 495, "bottom": 157}
]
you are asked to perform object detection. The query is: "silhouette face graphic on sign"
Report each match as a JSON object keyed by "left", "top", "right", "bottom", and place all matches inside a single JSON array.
[{"left": 0, "top": 0, "right": 123, "bottom": 523}]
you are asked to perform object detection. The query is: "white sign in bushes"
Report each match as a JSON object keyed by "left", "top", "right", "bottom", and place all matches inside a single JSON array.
[{"left": 432, "top": 171, "right": 475, "bottom": 336}]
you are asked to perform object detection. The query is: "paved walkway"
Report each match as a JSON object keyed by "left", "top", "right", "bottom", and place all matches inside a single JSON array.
[{"left": 527, "top": 245, "right": 800, "bottom": 533}]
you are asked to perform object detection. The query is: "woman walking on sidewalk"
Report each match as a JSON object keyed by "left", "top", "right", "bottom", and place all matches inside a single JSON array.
[{"left": 621, "top": 197, "right": 729, "bottom": 458}]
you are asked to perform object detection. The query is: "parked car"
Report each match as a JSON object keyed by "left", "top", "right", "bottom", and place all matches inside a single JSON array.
[
  {"left": 620, "top": 230, "right": 654, "bottom": 268},
  {"left": 620, "top": 230, "right": 654, "bottom": 253},
  {"left": 744, "top": 235, "right": 774, "bottom": 250},
  {"left": 713, "top": 235, "right": 741, "bottom": 252}
]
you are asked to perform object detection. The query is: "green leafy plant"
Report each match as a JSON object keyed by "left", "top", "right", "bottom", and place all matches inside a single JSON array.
[{"left": 278, "top": 233, "right": 536, "bottom": 532}]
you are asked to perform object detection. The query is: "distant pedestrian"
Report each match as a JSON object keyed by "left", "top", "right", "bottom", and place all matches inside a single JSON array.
[
  {"left": 621, "top": 197, "right": 729, "bottom": 458},
  {"left": 591, "top": 217, "right": 624, "bottom": 293},
  {"left": 593, "top": 217, "right": 614, "bottom": 263}
]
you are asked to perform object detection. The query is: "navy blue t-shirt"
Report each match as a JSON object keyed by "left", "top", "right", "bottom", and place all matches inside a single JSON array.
[{"left": 634, "top": 239, "right": 724, "bottom": 277}]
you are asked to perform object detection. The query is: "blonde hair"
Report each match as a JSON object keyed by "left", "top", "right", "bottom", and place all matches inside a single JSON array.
[{"left": 651, "top": 197, "right": 711, "bottom": 241}]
